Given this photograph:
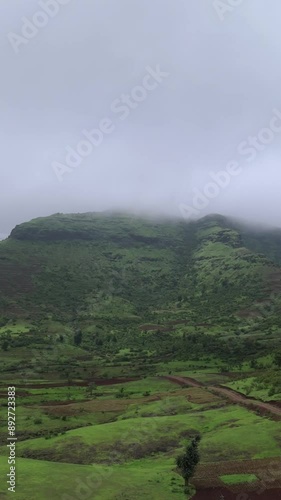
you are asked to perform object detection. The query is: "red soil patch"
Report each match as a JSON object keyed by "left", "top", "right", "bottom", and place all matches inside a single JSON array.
[
  {"left": 266, "top": 270, "right": 281, "bottom": 293},
  {"left": 192, "top": 457, "right": 281, "bottom": 496},
  {"left": 139, "top": 324, "right": 173, "bottom": 332},
  {"left": 192, "top": 487, "right": 281, "bottom": 499},
  {"left": 165, "top": 320, "right": 189, "bottom": 326},
  {"left": 41, "top": 394, "right": 162, "bottom": 416},
  {"left": 161, "top": 375, "right": 204, "bottom": 388},
  {"left": 185, "top": 388, "right": 225, "bottom": 405},
  {"left": 38, "top": 399, "right": 89, "bottom": 406},
  {"left": 15, "top": 377, "right": 140, "bottom": 389},
  {"left": 195, "top": 457, "right": 281, "bottom": 479},
  {"left": 0, "top": 390, "right": 30, "bottom": 397},
  {"left": 237, "top": 309, "right": 262, "bottom": 319},
  {"left": 268, "top": 400, "right": 281, "bottom": 408}
]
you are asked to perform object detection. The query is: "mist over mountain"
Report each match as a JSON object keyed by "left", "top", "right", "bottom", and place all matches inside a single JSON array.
[{"left": 1, "top": 1, "right": 280, "bottom": 234}]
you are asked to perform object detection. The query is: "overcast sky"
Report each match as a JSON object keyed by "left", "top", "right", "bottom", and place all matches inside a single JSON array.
[{"left": 1, "top": 0, "right": 281, "bottom": 236}]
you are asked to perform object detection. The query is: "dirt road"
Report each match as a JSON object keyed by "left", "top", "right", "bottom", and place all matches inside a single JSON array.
[
  {"left": 163, "top": 375, "right": 281, "bottom": 418},
  {"left": 211, "top": 385, "right": 281, "bottom": 417}
]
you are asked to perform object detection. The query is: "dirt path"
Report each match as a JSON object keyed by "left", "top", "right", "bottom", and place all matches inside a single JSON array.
[
  {"left": 163, "top": 375, "right": 281, "bottom": 418},
  {"left": 211, "top": 385, "right": 281, "bottom": 417}
]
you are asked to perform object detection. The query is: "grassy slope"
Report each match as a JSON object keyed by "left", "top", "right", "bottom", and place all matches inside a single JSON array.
[
  {"left": 0, "top": 456, "right": 186, "bottom": 500},
  {"left": 11, "top": 406, "right": 280, "bottom": 462},
  {"left": 1, "top": 394, "right": 280, "bottom": 498},
  {"left": 220, "top": 473, "right": 258, "bottom": 485},
  {"left": 1, "top": 363, "right": 281, "bottom": 499}
]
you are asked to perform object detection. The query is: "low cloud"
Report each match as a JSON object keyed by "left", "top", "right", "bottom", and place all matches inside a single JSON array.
[{"left": 1, "top": 0, "right": 280, "bottom": 233}]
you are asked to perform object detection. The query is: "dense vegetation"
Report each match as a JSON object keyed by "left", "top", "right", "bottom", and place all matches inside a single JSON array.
[{"left": 1, "top": 212, "right": 281, "bottom": 363}]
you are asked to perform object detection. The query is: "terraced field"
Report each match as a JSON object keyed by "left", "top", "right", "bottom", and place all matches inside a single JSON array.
[{"left": 1, "top": 364, "right": 281, "bottom": 499}]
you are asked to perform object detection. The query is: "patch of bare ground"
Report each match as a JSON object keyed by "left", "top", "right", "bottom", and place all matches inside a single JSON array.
[
  {"left": 40, "top": 394, "right": 161, "bottom": 417},
  {"left": 161, "top": 375, "right": 204, "bottom": 388},
  {"left": 192, "top": 458, "right": 281, "bottom": 498},
  {"left": 12, "top": 377, "right": 140, "bottom": 389},
  {"left": 184, "top": 388, "right": 225, "bottom": 405},
  {"left": 192, "top": 487, "right": 281, "bottom": 499}
]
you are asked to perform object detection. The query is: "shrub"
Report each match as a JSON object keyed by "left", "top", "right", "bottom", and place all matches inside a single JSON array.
[
  {"left": 116, "top": 387, "right": 127, "bottom": 398},
  {"left": 143, "top": 391, "right": 151, "bottom": 397}
]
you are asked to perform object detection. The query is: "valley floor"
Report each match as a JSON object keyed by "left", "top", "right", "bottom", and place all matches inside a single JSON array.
[{"left": 1, "top": 357, "right": 281, "bottom": 499}]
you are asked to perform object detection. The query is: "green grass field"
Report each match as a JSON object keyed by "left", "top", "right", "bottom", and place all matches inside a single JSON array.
[
  {"left": 12, "top": 407, "right": 280, "bottom": 462},
  {"left": 0, "top": 456, "right": 187, "bottom": 500},
  {"left": 1, "top": 355, "right": 281, "bottom": 498},
  {"left": 220, "top": 473, "right": 258, "bottom": 485}
]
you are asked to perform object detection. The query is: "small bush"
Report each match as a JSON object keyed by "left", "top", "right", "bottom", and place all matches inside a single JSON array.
[{"left": 143, "top": 391, "right": 151, "bottom": 397}]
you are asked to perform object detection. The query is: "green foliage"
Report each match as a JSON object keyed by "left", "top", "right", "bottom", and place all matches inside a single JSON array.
[
  {"left": 220, "top": 473, "right": 257, "bottom": 485},
  {"left": 274, "top": 350, "right": 281, "bottom": 367},
  {"left": 1, "top": 212, "right": 281, "bottom": 364},
  {"left": 73, "top": 330, "right": 82, "bottom": 346},
  {"left": 0, "top": 214, "right": 279, "bottom": 319},
  {"left": 1, "top": 338, "right": 9, "bottom": 351},
  {"left": 34, "top": 418, "right": 42, "bottom": 425},
  {"left": 86, "top": 382, "right": 96, "bottom": 396},
  {"left": 115, "top": 387, "right": 127, "bottom": 398},
  {"left": 176, "top": 435, "right": 201, "bottom": 484}
]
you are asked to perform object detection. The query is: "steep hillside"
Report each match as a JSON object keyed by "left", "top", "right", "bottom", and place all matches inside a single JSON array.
[
  {"left": 230, "top": 218, "right": 281, "bottom": 266},
  {"left": 1, "top": 213, "right": 189, "bottom": 319},
  {"left": 1, "top": 212, "right": 281, "bottom": 360}
]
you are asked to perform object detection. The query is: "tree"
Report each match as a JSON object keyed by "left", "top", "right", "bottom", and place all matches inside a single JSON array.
[
  {"left": 250, "top": 359, "right": 258, "bottom": 369},
  {"left": 74, "top": 330, "right": 82, "bottom": 346},
  {"left": 274, "top": 350, "right": 281, "bottom": 368},
  {"left": 176, "top": 434, "right": 201, "bottom": 486},
  {"left": 116, "top": 387, "right": 126, "bottom": 398},
  {"left": 86, "top": 382, "right": 96, "bottom": 397},
  {"left": 1, "top": 339, "right": 9, "bottom": 351}
]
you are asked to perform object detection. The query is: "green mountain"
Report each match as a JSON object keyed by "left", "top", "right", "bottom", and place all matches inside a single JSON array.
[{"left": 1, "top": 212, "right": 281, "bottom": 360}]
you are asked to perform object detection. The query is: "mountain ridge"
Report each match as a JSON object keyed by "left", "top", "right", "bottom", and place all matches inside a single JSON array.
[{"left": 1, "top": 212, "right": 281, "bottom": 315}]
